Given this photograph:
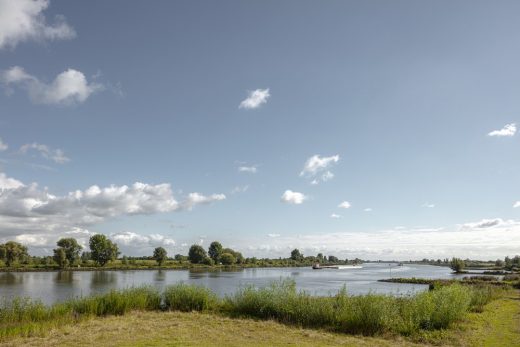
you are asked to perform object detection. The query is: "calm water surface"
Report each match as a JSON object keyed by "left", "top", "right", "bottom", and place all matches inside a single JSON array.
[{"left": 0, "top": 263, "right": 462, "bottom": 305}]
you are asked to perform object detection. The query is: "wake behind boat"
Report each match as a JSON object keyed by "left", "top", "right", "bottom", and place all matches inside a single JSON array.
[{"left": 312, "top": 263, "right": 363, "bottom": 270}]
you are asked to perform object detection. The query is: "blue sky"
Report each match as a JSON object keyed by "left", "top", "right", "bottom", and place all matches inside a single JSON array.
[{"left": 0, "top": 0, "right": 519, "bottom": 260}]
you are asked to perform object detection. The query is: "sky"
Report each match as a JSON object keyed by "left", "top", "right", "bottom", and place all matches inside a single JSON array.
[{"left": 0, "top": 0, "right": 520, "bottom": 260}]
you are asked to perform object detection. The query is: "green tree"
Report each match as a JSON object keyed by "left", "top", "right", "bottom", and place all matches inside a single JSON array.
[
  {"left": 53, "top": 248, "right": 68, "bottom": 269},
  {"left": 220, "top": 252, "right": 236, "bottom": 265},
  {"left": 188, "top": 245, "right": 207, "bottom": 264},
  {"left": 450, "top": 257, "right": 465, "bottom": 273},
  {"left": 208, "top": 241, "right": 223, "bottom": 263},
  {"left": 153, "top": 247, "right": 168, "bottom": 266},
  {"left": 0, "top": 241, "right": 28, "bottom": 267},
  {"left": 328, "top": 255, "right": 339, "bottom": 263},
  {"left": 222, "top": 248, "right": 244, "bottom": 264},
  {"left": 89, "top": 234, "right": 119, "bottom": 266},
  {"left": 54, "top": 238, "right": 82, "bottom": 266},
  {"left": 290, "top": 249, "right": 303, "bottom": 261}
]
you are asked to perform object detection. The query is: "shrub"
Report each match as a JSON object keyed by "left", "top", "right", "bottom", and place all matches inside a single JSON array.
[{"left": 220, "top": 253, "right": 236, "bottom": 265}]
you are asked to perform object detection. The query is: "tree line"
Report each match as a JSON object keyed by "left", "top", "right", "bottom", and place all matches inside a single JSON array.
[{"left": 1, "top": 237, "right": 518, "bottom": 270}]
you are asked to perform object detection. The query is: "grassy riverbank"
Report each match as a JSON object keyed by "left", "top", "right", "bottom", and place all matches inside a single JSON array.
[
  {"left": 3, "top": 289, "right": 519, "bottom": 347},
  {"left": 0, "top": 280, "right": 514, "bottom": 343}
]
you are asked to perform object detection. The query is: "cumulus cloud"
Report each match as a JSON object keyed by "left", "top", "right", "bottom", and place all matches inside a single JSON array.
[
  {"left": 0, "top": 0, "right": 75, "bottom": 49},
  {"left": 0, "top": 172, "right": 226, "bottom": 244},
  {"left": 364, "top": 208, "right": 372, "bottom": 212},
  {"left": 281, "top": 190, "right": 307, "bottom": 205},
  {"left": 488, "top": 123, "right": 516, "bottom": 137},
  {"left": 338, "top": 201, "right": 351, "bottom": 209},
  {"left": 239, "top": 88, "right": 270, "bottom": 109},
  {"left": 300, "top": 154, "right": 339, "bottom": 184},
  {"left": 111, "top": 231, "right": 175, "bottom": 253},
  {"left": 0, "top": 137, "right": 7, "bottom": 151},
  {"left": 0, "top": 172, "right": 24, "bottom": 189},
  {"left": 182, "top": 192, "right": 226, "bottom": 210},
  {"left": 422, "top": 203, "right": 435, "bottom": 208},
  {"left": 330, "top": 213, "right": 341, "bottom": 219},
  {"left": 1, "top": 66, "right": 103, "bottom": 105},
  {"left": 238, "top": 166, "right": 257, "bottom": 173},
  {"left": 20, "top": 142, "right": 69, "bottom": 163},
  {"left": 513, "top": 201, "right": 520, "bottom": 208}
]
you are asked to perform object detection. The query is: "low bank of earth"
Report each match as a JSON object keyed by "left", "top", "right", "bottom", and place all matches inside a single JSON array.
[{"left": 4, "top": 291, "right": 520, "bottom": 347}]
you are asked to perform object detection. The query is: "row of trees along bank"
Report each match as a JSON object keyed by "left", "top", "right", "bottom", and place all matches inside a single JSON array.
[{"left": 0, "top": 237, "right": 352, "bottom": 269}]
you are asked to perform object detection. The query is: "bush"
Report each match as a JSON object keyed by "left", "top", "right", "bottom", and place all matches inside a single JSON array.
[
  {"left": 220, "top": 253, "right": 236, "bottom": 265},
  {"left": 163, "top": 284, "right": 218, "bottom": 312}
]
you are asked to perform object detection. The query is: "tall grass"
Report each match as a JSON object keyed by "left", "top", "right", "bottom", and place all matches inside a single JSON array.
[
  {"left": 223, "top": 280, "right": 504, "bottom": 336},
  {"left": 68, "top": 287, "right": 161, "bottom": 316},
  {"left": 163, "top": 283, "right": 218, "bottom": 312},
  {"left": 0, "top": 280, "right": 507, "bottom": 340}
]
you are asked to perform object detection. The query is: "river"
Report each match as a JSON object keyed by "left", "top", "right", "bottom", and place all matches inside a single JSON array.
[{"left": 0, "top": 263, "right": 462, "bottom": 305}]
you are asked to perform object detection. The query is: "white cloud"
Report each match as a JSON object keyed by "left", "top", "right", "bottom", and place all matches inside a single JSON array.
[
  {"left": 239, "top": 88, "right": 270, "bottom": 109},
  {"left": 241, "top": 219, "right": 520, "bottom": 260},
  {"left": 182, "top": 192, "right": 226, "bottom": 210},
  {"left": 488, "top": 123, "right": 516, "bottom": 137},
  {"left": 330, "top": 213, "right": 341, "bottom": 219},
  {"left": 231, "top": 185, "right": 249, "bottom": 194},
  {"left": 111, "top": 231, "right": 175, "bottom": 254},
  {"left": 238, "top": 166, "right": 257, "bottom": 173},
  {"left": 300, "top": 155, "right": 339, "bottom": 184},
  {"left": 1, "top": 66, "right": 103, "bottom": 105},
  {"left": 0, "top": 172, "right": 24, "bottom": 190},
  {"left": 321, "top": 171, "right": 334, "bottom": 182},
  {"left": 422, "top": 203, "right": 435, "bottom": 208},
  {"left": 338, "top": 201, "right": 351, "bottom": 209},
  {"left": 364, "top": 208, "right": 372, "bottom": 212},
  {"left": 0, "top": 137, "right": 7, "bottom": 151},
  {"left": 267, "top": 233, "right": 280, "bottom": 238},
  {"left": 0, "top": 172, "right": 226, "bottom": 242},
  {"left": 513, "top": 201, "right": 520, "bottom": 208},
  {"left": 0, "top": 0, "right": 75, "bottom": 49},
  {"left": 20, "top": 142, "right": 69, "bottom": 163},
  {"left": 281, "top": 190, "right": 307, "bottom": 205}
]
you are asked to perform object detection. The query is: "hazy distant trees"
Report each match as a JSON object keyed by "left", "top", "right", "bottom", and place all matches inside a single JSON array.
[
  {"left": 53, "top": 248, "right": 68, "bottom": 269},
  {"left": 89, "top": 234, "right": 119, "bottom": 266},
  {"left": 328, "top": 256, "right": 339, "bottom": 263},
  {"left": 0, "top": 241, "right": 28, "bottom": 267},
  {"left": 153, "top": 247, "right": 167, "bottom": 266},
  {"left": 450, "top": 257, "right": 465, "bottom": 273},
  {"left": 188, "top": 245, "right": 207, "bottom": 264},
  {"left": 53, "top": 238, "right": 82, "bottom": 268},
  {"left": 220, "top": 252, "right": 236, "bottom": 265},
  {"left": 208, "top": 241, "right": 223, "bottom": 263},
  {"left": 290, "top": 249, "right": 303, "bottom": 262}
]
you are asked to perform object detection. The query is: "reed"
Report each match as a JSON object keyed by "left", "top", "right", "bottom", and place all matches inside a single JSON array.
[{"left": 163, "top": 283, "right": 218, "bottom": 312}]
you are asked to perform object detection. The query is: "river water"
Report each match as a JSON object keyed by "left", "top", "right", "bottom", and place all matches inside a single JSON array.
[{"left": 0, "top": 263, "right": 462, "bottom": 305}]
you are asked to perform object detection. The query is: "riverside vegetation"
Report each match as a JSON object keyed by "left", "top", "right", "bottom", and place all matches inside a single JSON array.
[
  {"left": 0, "top": 237, "right": 362, "bottom": 271},
  {"left": 1, "top": 236, "right": 519, "bottom": 273},
  {"left": 0, "top": 278, "right": 516, "bottom": 345}
]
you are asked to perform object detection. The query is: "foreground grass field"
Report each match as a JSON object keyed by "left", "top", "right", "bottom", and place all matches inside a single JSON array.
[{"left": 3, "top": 290, "right": 519, "bottom": 347}]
